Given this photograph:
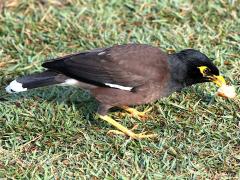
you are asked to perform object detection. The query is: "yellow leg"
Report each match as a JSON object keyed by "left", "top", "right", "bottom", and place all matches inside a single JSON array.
[
  {"left": 97, "top": 115, "right": 157, "bottom": 139},
  {"left": 121, "top": 106, "right": 152, "bottom": 119}
]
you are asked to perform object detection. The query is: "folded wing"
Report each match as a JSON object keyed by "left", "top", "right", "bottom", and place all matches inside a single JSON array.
[{"left": 42, "top": 44, "right": 168, "bottom": 88}]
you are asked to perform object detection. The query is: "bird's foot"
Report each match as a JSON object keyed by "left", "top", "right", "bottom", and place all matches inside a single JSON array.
[
  {"left": 121, "top": 106, "right": 153, "bottom": 120},
  {"left": 107, "top": 124, "right": 138, "bottom": 135},
  {"left": 107, "top": 129, "right": 158, "bottom": 139},
  {"left": 98, "top": 115, "right": 157, "bottom": 139}
]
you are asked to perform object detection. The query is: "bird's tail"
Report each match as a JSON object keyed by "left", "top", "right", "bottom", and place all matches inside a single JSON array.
[{"left": 5, "top": 70, "right": 68, "bottom": 93}]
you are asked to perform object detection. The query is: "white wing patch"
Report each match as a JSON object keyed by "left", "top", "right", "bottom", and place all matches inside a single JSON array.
[
  {"left": 105, "top": 83, "right": 133, "bottom": 91},
  {"left": 60, "top": 79, "right": 80, "bottom": 86},
  {"left": 5, "top": 80, "right": 27, "bottom": 93},
  {"left": 98, "top": 51, "right": 106, "bottom": 55}
]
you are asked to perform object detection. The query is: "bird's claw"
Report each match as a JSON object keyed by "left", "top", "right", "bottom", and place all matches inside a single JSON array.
[
  {"left": 107, "top": 124, "right": 157, "bottom": 139},
  {"left": 107, "top": 130, "right": 125, "bottom": 136},
  {"left": 122, "top": 106, "right": 153, "bottom": 120},
  {"left": 132, "top": 133, "right": 158, "bottom": 139}
]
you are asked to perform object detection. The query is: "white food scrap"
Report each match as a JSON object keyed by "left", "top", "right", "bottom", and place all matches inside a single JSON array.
[{"left": 217, "top": 85, "right": 236, "bottom": 98}]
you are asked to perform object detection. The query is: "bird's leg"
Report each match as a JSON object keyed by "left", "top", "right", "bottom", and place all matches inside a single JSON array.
[
  {"left": 96, "top": 104, "right": 157, "bottom": 139},
  {"left": 120, "top": 106, "right": 153, "bottom": 119},
  {"left": 97, "top": 114, "right": 157, "bottom": 139}
]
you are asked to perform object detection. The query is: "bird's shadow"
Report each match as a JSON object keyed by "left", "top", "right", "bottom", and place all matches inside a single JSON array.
[
  {"left": 183, "top": 85, "right": 217, "bottom": 105},
  {"left": 0, "top": 85, "right": 100, "bottom": 124}
]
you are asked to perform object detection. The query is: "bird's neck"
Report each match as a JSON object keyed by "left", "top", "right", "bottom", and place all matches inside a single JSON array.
[
  {"left": 168, "top": 54, "right": 188, "bottom": 85},
  {"left": 167, "top": 54, "right": 198, "bottom": 91}
]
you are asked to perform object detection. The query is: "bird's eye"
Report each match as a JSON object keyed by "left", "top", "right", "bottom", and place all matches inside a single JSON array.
[{"left": 203, "top": 68, "right": 211, "bottom": 74}]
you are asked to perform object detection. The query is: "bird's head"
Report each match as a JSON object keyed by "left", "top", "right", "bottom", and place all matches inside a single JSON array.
[{"left": 173, "top": 49, "right": 226, "bottom": 87}]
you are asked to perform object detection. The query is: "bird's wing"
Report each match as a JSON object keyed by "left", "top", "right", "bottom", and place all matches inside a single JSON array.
[{"left": 42, "top": 44, "right": 169, "bottom": 88}]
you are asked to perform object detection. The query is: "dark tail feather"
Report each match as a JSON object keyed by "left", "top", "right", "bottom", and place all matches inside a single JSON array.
[
  {"left": 6, "top": 70, "right": 68, "bottom": 93},
  {"left": 17, "top": 70, "right": 65, "bottom": 89}
]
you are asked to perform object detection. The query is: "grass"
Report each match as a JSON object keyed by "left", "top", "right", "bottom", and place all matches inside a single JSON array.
[{"left": 0, "top": 0, "right": 239, "bottom": 179}]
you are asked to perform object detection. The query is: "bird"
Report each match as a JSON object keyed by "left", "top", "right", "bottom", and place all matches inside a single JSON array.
[{"left": 5, "top": 44, "right": 226, "bottom": 139}]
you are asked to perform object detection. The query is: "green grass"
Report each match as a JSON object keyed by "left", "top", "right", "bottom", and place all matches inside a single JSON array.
[{"left": 0, "top": 0, "right": 239, "bottom": 179}]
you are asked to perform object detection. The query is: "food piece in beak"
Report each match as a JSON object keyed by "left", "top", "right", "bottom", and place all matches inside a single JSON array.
[
  {"left": 217, "top": 84, "right": 236, "bottom": 99},
  {"left": 210, "top": 75, "right": 236, "bottom": 98}
]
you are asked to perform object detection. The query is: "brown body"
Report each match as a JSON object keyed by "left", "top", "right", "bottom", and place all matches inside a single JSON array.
[
  {"left": 91, "top": 81, "right": 169, "bottom": 114},
  {"left": 43, "top": 44, "right": 171, "bottom": 115}
]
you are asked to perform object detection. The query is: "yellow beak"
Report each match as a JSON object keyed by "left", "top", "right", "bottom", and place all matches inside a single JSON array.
[{"left": 211, "top": 75, "right": 226, "bottom": 87}]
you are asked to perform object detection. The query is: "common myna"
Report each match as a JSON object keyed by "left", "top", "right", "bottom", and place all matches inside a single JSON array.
[{"left": 6, "top": 44, "right": 228, "bottom": 139}]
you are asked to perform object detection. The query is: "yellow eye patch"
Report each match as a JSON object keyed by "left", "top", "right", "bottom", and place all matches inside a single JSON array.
[{"left": 198, "top": 66, "right": 209, "bottom": 76}]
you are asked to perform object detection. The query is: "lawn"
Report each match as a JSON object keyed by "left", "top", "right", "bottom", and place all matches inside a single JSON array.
[{"left": 0, "top": 0, "right": 239, "bottom": 179}]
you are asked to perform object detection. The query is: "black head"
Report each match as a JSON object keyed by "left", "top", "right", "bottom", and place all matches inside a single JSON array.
[{"left": 170, "top": 49, "right": 225, "bottom": 87}]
